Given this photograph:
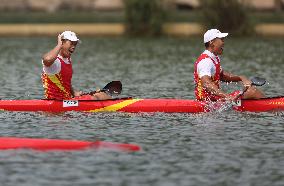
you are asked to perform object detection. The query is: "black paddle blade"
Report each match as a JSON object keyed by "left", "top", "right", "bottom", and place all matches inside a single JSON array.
[
  {"left": 101, "top": 81, "right": 122, "bottom": 95},
  {"left": 251, "top": 77, "right": 266, "bottom": 86}
]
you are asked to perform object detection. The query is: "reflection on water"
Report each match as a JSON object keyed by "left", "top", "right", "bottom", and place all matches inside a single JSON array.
[{"left": 0, "top": 37, "right": 283, "bottom": 186}]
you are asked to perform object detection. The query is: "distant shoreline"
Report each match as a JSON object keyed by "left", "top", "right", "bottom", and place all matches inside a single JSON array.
[{"left": 0, "top": 23, "right": 283, "bottom": 37}]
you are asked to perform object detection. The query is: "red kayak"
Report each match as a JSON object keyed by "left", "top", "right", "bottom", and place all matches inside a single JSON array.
[
  {"left": 0, "top": 137, "right": 141, "bottom": 151},
  {"left": 0, "top": 97, "right": 283, "bottom": 113}
]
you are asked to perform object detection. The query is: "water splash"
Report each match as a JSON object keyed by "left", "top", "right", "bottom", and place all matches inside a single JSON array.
[{"left": 205, "top": 100, "right": 235, "bottom": 113}]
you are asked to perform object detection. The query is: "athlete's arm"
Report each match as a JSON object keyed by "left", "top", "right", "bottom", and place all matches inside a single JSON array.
[
  {"left": 42, "top": 34, "right": 62, "bottom": 67},
  {"left": 200, "top": 75, "right": 228, "bottom": 98},
  {"left": 221, "top": 71, "right": 252, "bottom": 88},
  {"left": 71, "top": 87, "right": 82, "bottom": 97},
  {"left": 201, "top": 75, "right": 235, "bottom": 101},
  {"left": 198, "top": 60, "right": 234, "bottom": 100}
]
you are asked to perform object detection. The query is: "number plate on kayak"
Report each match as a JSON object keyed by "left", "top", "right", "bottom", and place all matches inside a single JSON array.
[
  {"left": 236, "top": 100, "right": 241, "bottom": 106},
  {"left": 63, "top": 100, "right": 79, "bottom": 107}
]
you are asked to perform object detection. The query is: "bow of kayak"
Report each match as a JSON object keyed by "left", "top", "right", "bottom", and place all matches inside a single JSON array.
[{"left": 0, "top": 137, "right": 141, "bottom": 151}]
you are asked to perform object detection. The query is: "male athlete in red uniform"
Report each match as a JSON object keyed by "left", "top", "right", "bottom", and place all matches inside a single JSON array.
[
  {"left": 194, "top": 29, "right": 264, "bottom": 101},
  {"left": 42, "top": 31, "right": 111, "bottom": 100}
]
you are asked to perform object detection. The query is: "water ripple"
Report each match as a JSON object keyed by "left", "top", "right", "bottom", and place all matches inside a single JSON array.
[{"left": 0, "top": 37, "right": 283, "bottom": 186}]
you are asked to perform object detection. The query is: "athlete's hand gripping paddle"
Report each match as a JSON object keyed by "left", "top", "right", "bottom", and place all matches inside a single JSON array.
[
  {"left": 217, "top": 77, "right": 266, "bottom": 112},
  {"left": 82, "top": 81, "right": 122, "bottom": 96}
]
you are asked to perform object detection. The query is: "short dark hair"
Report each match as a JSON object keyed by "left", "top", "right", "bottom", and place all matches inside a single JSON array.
[{"left": 205, "top": 42, "right": 209, "bottom": 48}]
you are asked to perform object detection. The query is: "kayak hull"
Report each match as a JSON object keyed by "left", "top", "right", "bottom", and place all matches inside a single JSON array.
[
  {"left": 0, "top": 97, "right": 283, "bottom": 113},
  {"left": 0, "top": 98, "right": 206, "bottom": 113},
  {"left": 234, "top": 96, "right": 284, "bottom": 112},
  {"left": 0, "top": 137, "right": 141, "bottom": 151}
]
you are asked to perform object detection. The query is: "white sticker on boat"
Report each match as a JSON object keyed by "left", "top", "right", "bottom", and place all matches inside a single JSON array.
[
  {"left": 236, "top": 100, "right": 241, "bottom": 106},
  {"left": 63, "top": 100, "right": 79, "bottom": 107}
]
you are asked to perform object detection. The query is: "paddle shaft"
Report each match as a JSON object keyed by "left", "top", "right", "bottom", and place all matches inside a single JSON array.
[
  {"left": 234, "top": 86, "right": 249, "bottom": 101},
  {"left": 82, "top": 89, "right": 107, "bottom": 96}
]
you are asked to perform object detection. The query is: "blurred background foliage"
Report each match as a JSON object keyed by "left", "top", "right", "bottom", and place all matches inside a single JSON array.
[
  {"left": 200, "top": 0, "right": 253, "bottom": 35},
  {"left": 0, "top": 0, "right": 282, "bottom": 36},
  {"left": 124, "top": 0, "right": 167, "bottom": 36}
]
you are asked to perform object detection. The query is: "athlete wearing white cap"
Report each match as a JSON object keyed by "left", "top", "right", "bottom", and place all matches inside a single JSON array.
[
  {"left": 61, "top": 31, "right": 81, "bottom": 42},
  {"left": 41, "top": 31, "right": 111, "bottom": 100},
  {"left": 193, "top": 29, "right": 265, "bottom": 101},
  {"left": 203, "top": 29, "right": 228, "bottom": 43}
]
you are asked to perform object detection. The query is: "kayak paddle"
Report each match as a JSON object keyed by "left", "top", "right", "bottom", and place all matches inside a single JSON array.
[
  {"left": 249, "top": 76, "right": 266, "bottom": 86},
  {"left": 83, "top": 81, "right": 122, "bottom": 96},
  {"left": 234, "top": 76, "right": 266, "bottom": 99},
  {"left": 217, "top": 77, "right": 266, "bottom": 112}
]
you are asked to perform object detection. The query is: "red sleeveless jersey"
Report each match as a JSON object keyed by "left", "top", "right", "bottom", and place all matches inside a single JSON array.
[
  {"left": 42, "top": 56, "right": 73, "bottom": 99},
  {"left": 194, "top": 53, "right": 221, "bottom": 101}
]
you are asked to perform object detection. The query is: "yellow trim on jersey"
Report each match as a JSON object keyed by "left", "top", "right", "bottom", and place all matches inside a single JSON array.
[{"left": 46, "top": 74, "right": 69, "bottom": 96}]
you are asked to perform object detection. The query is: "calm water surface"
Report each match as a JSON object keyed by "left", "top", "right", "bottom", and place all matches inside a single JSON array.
[{"left": 0, "top": 37, "right": 283, "bottom": 186}]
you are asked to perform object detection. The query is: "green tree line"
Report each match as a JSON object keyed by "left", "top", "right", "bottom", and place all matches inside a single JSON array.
[{"left": 124, "top": 0, "right": 252, "bottom": 36}]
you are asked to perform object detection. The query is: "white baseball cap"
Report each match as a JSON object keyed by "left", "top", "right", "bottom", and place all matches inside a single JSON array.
[
  {"left": 204, "top": 29, "right": 228, "bottom": 43},
  {"left": 61, "top": 31, "right": 80, "bottom": 42}
]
